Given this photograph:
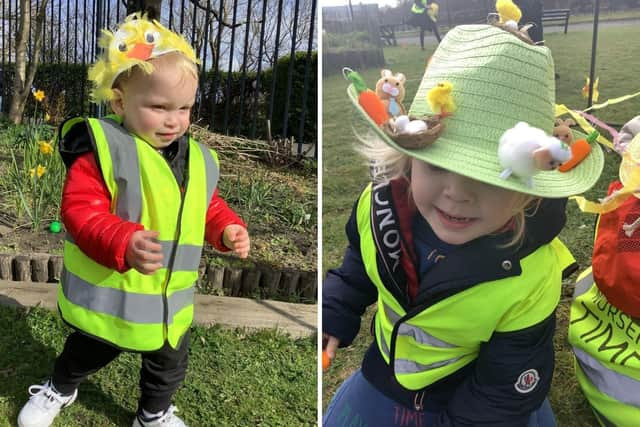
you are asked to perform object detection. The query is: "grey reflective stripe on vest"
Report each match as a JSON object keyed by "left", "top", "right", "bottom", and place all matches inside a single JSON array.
[
  {"left": 61, "top": 267, "right": 194, "bottom": 324},
  {"left": 395, "top": 355, "right": 463, "bottom": 374},
  {"left": 159, "top": 241, "right": 203, "bottom": 271},
  {"left": 195, "top": 142, "right": 219, "bottom": 204},
  {"left": 380, "top": 302, "right": 460, "bottom": 373},
  {"left": 573, "top": 271, "right": 594, "bottom": 300},
  {"left": 574, "top": 346, "right": 640, "bottom": 407},
  {"left": 98, "top": 118, "right": 142, "bottom": 223}
]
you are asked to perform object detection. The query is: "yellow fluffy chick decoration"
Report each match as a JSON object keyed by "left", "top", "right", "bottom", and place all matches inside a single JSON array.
[
  {"left": 496, "top": 0, "right": 522, "bottom": 27},
  {"left": 88, "top": 13, "right": 198, "bottom": 103},
  {"left": 426, "top": 81, "right": 456, "bottom": 117}
]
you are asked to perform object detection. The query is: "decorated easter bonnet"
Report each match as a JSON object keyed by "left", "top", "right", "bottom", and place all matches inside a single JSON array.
[
  {"left": 347, "top": 24, "right": 604, "bottom": 198},
  {"left": 88, "top": 13, "right": 198, "bottom": 103}
]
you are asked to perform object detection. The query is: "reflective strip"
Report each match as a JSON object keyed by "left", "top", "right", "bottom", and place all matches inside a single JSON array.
[
  {"left": 574, "top": 346, "right": 640, "bottom": 407},
  {"left": 382, "top": 302, "right": 401, "bottom": 323},
  {"left": 395, "top": 355, "right": 463, "bottom": 374},
  {"left": 382, "top": 302, "right": 456, "bottom": 349},
  {"left": 98, "top": 118, "right": 142, "bottom": 223},
  {"left": 398, "top": 323, "right": 456, "bottom": 348},
  {"left": 159, "top": 241, "right": 203, "bottom": 271},
  {"left": 62, "top": 268, "right": 194, "bottom": 324},
  {"left": 573, "top": 271, "right": 594, "bottom": 300},
  {"left": 196, "top": 142, "right": 219, "bottom": 206}
]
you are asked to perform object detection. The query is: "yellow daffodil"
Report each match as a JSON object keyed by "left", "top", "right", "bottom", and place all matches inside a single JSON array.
[
  {"left": 33, "top": 90, "right": 45, "bottom": 102},
  {"left": 39, "top": 141, "right": 54, "bottom": 155},
  {"left": 29, "top": 168, "right": 35, "bottom": 178},
  {"left": 44, "top": 112, "right": 51, "bottom": 122},
  {"left": 36, "top": 165, "right": 46, "bottom": 178}
]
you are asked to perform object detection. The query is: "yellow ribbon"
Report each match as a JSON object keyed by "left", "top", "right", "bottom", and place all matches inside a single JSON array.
[
  {"left": 583, "top": 90, "right": 640, "bottom": 112},
  {"left": 555, "top": 104, "right": 613, "bottom": 149},
  {"left": 570, "top": 166, "right": 640, "bottom": 214}
]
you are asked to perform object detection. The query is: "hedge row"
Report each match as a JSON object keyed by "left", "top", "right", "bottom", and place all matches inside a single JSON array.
[{"left": 0, "top": 51, "right": 317, "bottom": 144}]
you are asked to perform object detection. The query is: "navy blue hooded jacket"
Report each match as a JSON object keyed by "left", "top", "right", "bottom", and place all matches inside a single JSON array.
[{"left": 323, "top": 180, "right": 575, "bottom": 427}]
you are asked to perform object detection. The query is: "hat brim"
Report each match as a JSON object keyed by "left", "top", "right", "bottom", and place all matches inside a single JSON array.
[{"left": 348, "top": 84, "right": 604, "bottom": 198}]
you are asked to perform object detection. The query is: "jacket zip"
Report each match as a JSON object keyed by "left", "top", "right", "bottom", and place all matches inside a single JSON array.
[{"left": 161, "top": 151, "right": 189, "bottom": 342}]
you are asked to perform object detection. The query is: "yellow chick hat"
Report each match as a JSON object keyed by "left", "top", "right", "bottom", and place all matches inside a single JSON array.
[{"left": 88, "top": 13, "right": 198, "bottom": 103}]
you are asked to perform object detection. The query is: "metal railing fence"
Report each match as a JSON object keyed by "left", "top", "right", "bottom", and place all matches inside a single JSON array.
[{"left": 1, "top": 0, "right": 317, "bottom": 154}]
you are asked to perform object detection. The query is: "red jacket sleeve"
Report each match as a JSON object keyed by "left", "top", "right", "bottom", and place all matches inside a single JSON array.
[
  {"left": 205, "top": 189, "right": 246, "bottom": 252},
  {"left": 61, "top": 153, "right": 143, "bottom": 272}
]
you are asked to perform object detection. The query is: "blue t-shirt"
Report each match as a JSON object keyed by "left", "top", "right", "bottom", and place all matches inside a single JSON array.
[{"left": 412, "top": 214, "right": 457, "bottom": 279}]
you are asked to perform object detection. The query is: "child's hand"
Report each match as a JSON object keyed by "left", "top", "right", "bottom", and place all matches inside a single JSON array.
[
  {"left": 126, "top": 230, "right": 163, "bottom": 275},
  {"left": 323, "top": 333, "right": 340, "bottom": 370},
  {"left": 222, "top": 224, "right": 250, "bottom": 258}
]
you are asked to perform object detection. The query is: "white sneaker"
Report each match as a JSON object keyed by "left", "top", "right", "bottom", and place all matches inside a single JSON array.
[
  {"left": 132, "top": 405, "right": 186, "bottom": 427},
  {"left": 17, "top": 380, "right": 77, "bottom": 427}
]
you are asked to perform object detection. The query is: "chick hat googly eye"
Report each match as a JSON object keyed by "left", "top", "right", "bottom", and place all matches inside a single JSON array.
[
  {"left": 88, "top": 13, "right": 198, "bottom": 103},
  {"left": 347, "top": 24, "right": 604, "bottom": 198}
]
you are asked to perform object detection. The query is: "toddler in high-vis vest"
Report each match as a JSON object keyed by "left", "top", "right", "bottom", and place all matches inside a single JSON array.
[
  {"left": 568, "top": 120, "right": 640, "bottom": 426},
  {"left": 323, "top": 24, "right": 604, "bottom": 426},
  {"left": 18, "top": 14, "right": 249, "bottom": 427}
]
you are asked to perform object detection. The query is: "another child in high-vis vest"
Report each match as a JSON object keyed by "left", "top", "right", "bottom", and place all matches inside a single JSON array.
[
  {"left": 18, "top": 14, "right": 249, "bottom": 427},
  {"left": 323, "top": 25, "right": 604, "bottom": 426},
  {"left": 568, "top": 123, "right": 640, "bottom": 426},
  {"left": 407, "top": 0, "right": 441, "bottom": 48}
]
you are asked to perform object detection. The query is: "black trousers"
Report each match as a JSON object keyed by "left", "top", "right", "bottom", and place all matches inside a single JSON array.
[{"left": 51, "top": 330, "right": 190, "bottom": 413}]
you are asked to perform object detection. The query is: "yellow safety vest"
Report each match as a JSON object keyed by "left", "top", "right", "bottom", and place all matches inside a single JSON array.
[
  {"left": 57, "top": 116, "right": 219, "bottom": 351},
  {"left": 356, "top": 183, "right": 574, "bottom": 390},
  {"left": 411, "top": 0, "right": 438, "bottom": 19},
  {"left": 569, "top": 268, "right": 640, "bottom": 426}
]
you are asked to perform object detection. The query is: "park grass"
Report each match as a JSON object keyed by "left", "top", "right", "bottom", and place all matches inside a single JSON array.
[
  {"left": 0, "top": 304, "right": 317, "bottom": 426},
  {"left": 321, "top": 25, "right": 640, "bottom": 426}
]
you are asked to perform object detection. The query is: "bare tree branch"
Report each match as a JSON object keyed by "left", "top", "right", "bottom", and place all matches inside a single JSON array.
[
  {"left": 8, "top": 0, "right": 49, "bottom": 123},
  {"left": 189, "top": 0, "right": 260, "bottom": 28}
]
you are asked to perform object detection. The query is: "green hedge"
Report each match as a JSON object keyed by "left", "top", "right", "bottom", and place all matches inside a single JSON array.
[{"left": 0, "top": 52, "right": 317, "bottom": 145}]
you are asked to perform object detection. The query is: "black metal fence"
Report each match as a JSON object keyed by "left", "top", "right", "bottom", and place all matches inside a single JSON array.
[{"left": 1, "top": 0, "right": 317, "bottom": 154}]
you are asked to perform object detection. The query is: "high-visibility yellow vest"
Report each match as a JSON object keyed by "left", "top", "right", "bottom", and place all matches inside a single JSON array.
[
  {"left": 569, "top": 268, "right": 640, "bottom": 426},
  {"left": 57, "top": 116, "right": 219, "bottom": 351},
  {"left": 356, "top": 183, "right": 574, "bottom": 390},
  {"left": 411, "top": 0, "right": 438, "bottom": 19}
]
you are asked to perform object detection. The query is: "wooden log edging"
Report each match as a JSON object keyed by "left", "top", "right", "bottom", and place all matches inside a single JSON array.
[{"left": 0, "top": 253, "right": 317, "bottom": 303}]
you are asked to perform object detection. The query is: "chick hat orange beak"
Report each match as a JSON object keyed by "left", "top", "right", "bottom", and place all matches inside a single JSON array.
[{"left": 88, "top": 13, "right": 198, "bottom": 103}]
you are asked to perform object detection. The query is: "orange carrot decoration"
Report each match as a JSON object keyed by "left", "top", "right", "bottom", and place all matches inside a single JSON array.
[
  {"left": 559, "top": 131, "right": 597, "bottom": 173},
  {"left": 346, "top": 69, "right": 389, "bottom": 126}
]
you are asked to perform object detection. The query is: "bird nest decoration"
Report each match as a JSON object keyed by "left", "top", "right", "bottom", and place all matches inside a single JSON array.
[{"left": 381, "top": 116, "right": 445, "bottom": 150}]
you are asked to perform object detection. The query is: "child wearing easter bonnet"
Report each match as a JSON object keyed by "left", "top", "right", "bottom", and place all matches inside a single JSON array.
[
  {"left": 568, "top": 117, "right": 640, "bottom": 426},
  {"left": 17, "top": 14, "right": 249, "bottom": 427},
  {"left": 323, "top": 23, "right": 604, "bottom": 426}
]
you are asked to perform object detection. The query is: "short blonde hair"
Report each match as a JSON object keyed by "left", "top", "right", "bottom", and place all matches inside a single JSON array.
[
  {"left": 113, "top": 51, "right": 198, "bottom": 91},
  {"left": 357, "top": 132, "right": 539, "bottom": 248}
]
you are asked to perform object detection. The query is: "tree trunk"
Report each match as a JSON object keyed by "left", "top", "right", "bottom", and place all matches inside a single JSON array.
[
  {"left": 127, "top": 0, "right": 164, "bottom": 20},
  {"left": 8, "top": 0, "right": 48, "bottom": 124}
]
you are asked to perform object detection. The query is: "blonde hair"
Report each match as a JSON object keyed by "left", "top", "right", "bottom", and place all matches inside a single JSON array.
[
  {"left": 357, "top": 132, "right": 539, "bottom": 248},
  {"left": 113, "top": 51, "right": 198, "bottom": 91}
]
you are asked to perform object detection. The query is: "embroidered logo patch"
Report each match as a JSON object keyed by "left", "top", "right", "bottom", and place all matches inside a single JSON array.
[{"left": 514, "top": 369, "right": 539, "bottom": 393}]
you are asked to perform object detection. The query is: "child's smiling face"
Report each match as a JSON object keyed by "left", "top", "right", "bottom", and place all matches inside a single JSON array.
[
  {"left": 111, "top": 53, "right": 198, "bottom": 149},
  {"left": 410, "top": 159, "right": 523, "bottom": 245}
]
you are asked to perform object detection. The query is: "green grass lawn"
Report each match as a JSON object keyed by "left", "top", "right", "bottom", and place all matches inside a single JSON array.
[
  {"left": 322, "top": 25, "right": 640, "bottom": 426},
  {"left": 0, "top": 304, "right": 316, "bottom": 426}
]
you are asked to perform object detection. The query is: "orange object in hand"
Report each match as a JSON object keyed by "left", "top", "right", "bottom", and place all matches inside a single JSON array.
[
  {"left": 322, "top": 350, "right": 331, "bottom": 371},
  {"left": 558, "top": 139, "right": 592, "bottom": 172}
]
